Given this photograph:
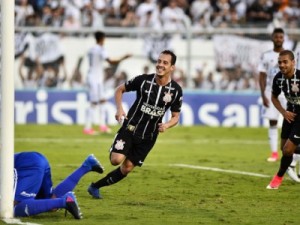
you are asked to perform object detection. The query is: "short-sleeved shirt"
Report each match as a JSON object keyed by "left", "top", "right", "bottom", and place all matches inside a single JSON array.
[
  {"left": 122, "top": 73, "right": 183, "bottom": 139},
  {"left": 258, "top": 50, "right": 280, "bottom": 92},
  {"left": 87, "top": 45, "right": 108, "bottom": 83},
  {"left": 272, "top": 69, "right": 300, "bottom": 114},
  {"left": 272, "top": 69, "right": 300, "bottom": 144}
]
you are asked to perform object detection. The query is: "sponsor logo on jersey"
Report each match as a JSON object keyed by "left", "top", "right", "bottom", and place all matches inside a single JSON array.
[
  {"left": 115, "top": 139, "right": 125, "bottom": 150},
  {"left": 291, "top": 83, "right": 299, "bottom": 93},
  {"left": 286, "top": 96, "right": 300, "bottom": 105},
  {"left": 20, "top": 191, "right": 36, "bottom": 198},
  {"left": 163, "top": 92, "right": 173, "bottom": 104},
  {"left": 141, "top": 103, "right": 165, "bottom": 117}
]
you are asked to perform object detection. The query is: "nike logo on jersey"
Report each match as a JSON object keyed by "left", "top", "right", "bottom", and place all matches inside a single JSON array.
[
  {"left": 25, "top": 204, "right": 30, "bottom": 216},
  {"left": 294, "top": 135, "right": 300, "bottom": 139}
]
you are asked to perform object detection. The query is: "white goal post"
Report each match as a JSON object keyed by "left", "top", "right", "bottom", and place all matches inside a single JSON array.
[{"left": 0, "top": 0, "right": 15, "bottom": 219}]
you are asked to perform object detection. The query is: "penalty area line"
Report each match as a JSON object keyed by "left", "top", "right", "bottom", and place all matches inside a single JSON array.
[
  {"left": 170, "top": 163, "right": 270, "bottom": 178},
  {"left": 2, "top": 218, "right": 42, "bottom": 225}
]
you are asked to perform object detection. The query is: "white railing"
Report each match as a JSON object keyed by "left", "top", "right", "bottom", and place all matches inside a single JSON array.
[{"left": 14, "top": 26, "right": 300, "bottom": 89}]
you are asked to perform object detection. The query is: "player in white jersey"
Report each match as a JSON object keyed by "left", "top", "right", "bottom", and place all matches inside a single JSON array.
[
  {"left": 258, "top": 28, "right": 286, "bottom": 162},
  {"left": 83, "top": 31, "right": 131, "bottom": 135}
]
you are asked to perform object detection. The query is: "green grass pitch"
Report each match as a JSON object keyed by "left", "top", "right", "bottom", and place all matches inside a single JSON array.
[{"left": 7, "top": 125, "right": 300, "bottom": 225}]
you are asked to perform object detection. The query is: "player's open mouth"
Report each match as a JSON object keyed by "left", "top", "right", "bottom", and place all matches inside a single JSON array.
[{"left": 157, "top": 68, "right": 164, "bottom": 73}]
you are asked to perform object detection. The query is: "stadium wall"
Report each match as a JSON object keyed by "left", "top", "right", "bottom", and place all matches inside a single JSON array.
[{"left": 15, "top": 89, "right": 272, "bottom": 127}]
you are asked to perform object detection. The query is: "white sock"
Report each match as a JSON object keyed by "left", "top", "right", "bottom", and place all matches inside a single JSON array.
[
  {"left": 268, "top": 126, "right": 278, "bottom": 153},
  {"left": 99, "top": 103, "right": 106, "bottom": 127},
  {"left": 294, "top": 153, "right": 300, "bottom": 162},
  {"left": 290, "top": 154, "right": 298, "bottom": 167}
]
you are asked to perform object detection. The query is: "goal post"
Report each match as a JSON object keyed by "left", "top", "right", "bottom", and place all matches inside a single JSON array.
[{"left": 0, "top": 0, "right": 15, "bottom": 219}]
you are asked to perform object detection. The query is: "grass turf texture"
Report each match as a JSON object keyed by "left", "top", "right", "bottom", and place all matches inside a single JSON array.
[{"left": 8, "top": 125, "right": 300, "bottom": 225}]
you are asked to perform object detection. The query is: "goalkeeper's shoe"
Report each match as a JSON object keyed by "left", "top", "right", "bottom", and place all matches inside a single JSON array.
[
  {"left": 87, "top": 183, "right": 102, "bottom": 199},
  {"left": 266, "top": 175, "right": 283, "bottom": 189},
  {"left": 64, "top": 192, "right": 82, "bottom": 219},
  {"left": 82, "top": 154, "right": 104, "bottom": 174}
]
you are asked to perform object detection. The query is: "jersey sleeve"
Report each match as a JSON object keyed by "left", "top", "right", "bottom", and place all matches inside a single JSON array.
[
  {"left": 125, "top": 74, "right": 145, "bottom": 91},
  {"left": 170, "top": 85, "right": 183, "bottom": 113},
  {"left": 102, "top": 48, "right": 108, "bottom": 60},
  {"left": 257, "top": 53, "right": 266, "bottom": 73},
  {"left": 271, "top": 73, "right": 282, "bottom": 97}
]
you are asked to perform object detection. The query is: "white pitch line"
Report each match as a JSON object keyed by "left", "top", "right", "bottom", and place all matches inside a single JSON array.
[
  {"left": 170, "top": 163, "right": 270, "bottom": 178},
  {"left": 15, "top": 138, "right": 268, "bottom": 145},
  {"left": 2, "top": 218, "right": 41, "bottom": 225}
]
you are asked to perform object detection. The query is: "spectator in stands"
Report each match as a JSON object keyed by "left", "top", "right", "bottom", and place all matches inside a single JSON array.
[
  {"left": 218, "top": 68, "right": 230, "bottom": 90},
  {"left": 172, "top": 67, "right": 187, "bottom": 88},
  {"left": 246, "top": 0, "right": 275, "bottom": 27},
  {"left": 70, "top": 57, "right": 84, "bottom": 89},
  {"left": 15, "top": 0, "right": 35, "bottom": 26},
  {"left": 18, "top": 55, "right": 38, "bottom": 89},
  {"left": 282, "top": 0, "right": 300, "bottom": 21},
  {"left": 142, "top": 65, "right": 150, "bottom": 74},
  {"left": 136, "top": 0, "right": 160, "bottom": 30},
  {"left": 63, "top": 13, "right": 81, "bottom": 29},
  {"left": 40, "top": 4, "right": 53, "bottom": 26},
  {"left": 194, "top": 69, "right": 216, "bottom": 90},
  {"left": 161, "top": 0, "right": 187, "bottom": 34},
  {"left": 62, "top": 0, "right": 82, "bottom": 28},
  {"left": 115, "top": 71, "right": 128, "bottom": 87},
  {"left": 241, "top": 75, "right": 257, "bottom": 91},
  {"left": 190, "top": 0, "right": 211, "bottom": 27},
  {"left": 81, "top": 0, "right": 105, "bottom": 28},
  {"left": 31, "top": 43, "right": 67, "bottom": 89},
  {"left": 210, "top": 0, "right": 231, "bottom": 27},
  {"left": 51, "top": 4, "right": 65, "bottom": 27},
  {"left": 231, "top": 0, "right": 247, "bottom": 22},
  {"left": 120, "top": 4, "right": 138, "bottom": 27}
]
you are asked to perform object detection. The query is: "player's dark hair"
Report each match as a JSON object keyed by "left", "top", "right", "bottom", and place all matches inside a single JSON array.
[
  {"left": 95, "top": 31, "right": 105, "bottom": 42},
  {"left": 272, "top": 28, "right": 284, "bottom": 35},
  {"left": 279, "top": 50, "right": 295, "bottom": 60},
  {"left": 161, "top": 50, "right": 177, "bottom": 65}
]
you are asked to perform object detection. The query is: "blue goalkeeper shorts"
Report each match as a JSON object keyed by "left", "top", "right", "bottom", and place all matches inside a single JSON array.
[{"left": 14, "top": 152, "right": 53, "bottom": 202}]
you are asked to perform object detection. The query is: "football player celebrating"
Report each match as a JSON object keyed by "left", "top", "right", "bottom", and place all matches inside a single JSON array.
[
  {"left": 87, "top": 50, "right": 183, "bottom": 198},
  {"left": 267, "top": 50, "right": 300, "bottom": 189}
]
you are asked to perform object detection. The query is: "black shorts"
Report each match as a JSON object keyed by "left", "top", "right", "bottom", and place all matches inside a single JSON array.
[
  {"left": 281, "top": 117, "right": 300, "bottom": 145},
  {"left": 110, "top": 126, "right": 158, "bottom": 167}
]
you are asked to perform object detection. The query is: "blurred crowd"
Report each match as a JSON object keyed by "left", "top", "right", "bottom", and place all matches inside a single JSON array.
[
  {"left": 15, "top": 0, "right": 300, "bottom": 30},
  {"left": 14, "top": 0, "right": 300, "bottom": 91}
]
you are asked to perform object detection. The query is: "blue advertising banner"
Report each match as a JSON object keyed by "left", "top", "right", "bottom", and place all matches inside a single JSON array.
[{"left": 15, "top": 89, "right": 266, "bottom": 127}]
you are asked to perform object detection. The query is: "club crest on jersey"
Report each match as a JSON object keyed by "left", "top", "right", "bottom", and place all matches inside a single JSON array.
[
  {"left": 115, "top": 139, "right": 125, "bottom": 150},
  {"left": 163, "top": 92, "right": 173, "bottom": 104},
  {"left": 291, "top": 83, "right": 299, "bottom": 93}
]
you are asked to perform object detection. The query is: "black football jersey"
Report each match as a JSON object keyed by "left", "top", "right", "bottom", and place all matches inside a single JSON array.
[
  {"left": 272, "top": 69, "right": 300, "bottom": 114},
  {"left": 123, "top": 73, "right": 183, "bottom": 139}
]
